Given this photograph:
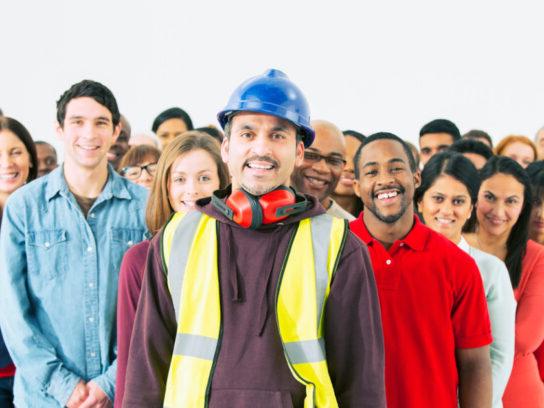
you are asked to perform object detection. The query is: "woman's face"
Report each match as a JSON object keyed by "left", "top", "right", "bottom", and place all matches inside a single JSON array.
[
  {"left": 168, "top": 149, "right": 221, "bottom": 212},
  {"left": 501, "top": 141, "right": 535, "bottom": 168},
  {"left": 334, "top": 136, "right": 362, "bottom": 196},
  {"left": 0, "top": 129, "right": 31, "bottom": 196},
  {"left": 476, "top": 173, "right": 525, "bottom": 239},
  {"left": 121, "top": 155, "right": 158, "bottom": 190},
  {"left": 418, "top": 174, "right": 473, "bottom": 243},
  {"left": 156, "top": 118, "right": 188, "bottom": 150},
  {"left": 529, "top": 192, "right": 544, "bottom": 244}
]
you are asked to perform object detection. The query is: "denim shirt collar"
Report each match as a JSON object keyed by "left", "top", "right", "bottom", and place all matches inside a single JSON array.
[{"left": 45, "top": 164, "right": 132, "bottom": 202}]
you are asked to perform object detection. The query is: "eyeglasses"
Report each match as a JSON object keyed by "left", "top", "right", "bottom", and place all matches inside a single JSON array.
[
  {"left": 121, "top": 163, "right": 158, "bottom": 179},
  {"left": 303, "top": 151, "right": 347, "bottom": 169}
]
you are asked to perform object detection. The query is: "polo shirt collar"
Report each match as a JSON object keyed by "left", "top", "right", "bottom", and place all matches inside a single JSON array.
[
  {"left": 354, "top": 212, "right": 429, "bottom": 251},
  {"left": 45, "top": 164, "right": 131, "bottom": 201},
  {"left": 457, "top": 236, "right": 470, "bottom": 252}
]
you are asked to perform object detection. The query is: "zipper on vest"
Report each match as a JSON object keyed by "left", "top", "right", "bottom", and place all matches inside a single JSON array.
[
  {"left": 274, "top": 222, "right": 314, "bottom": 392},
  {"left": 204, "top": 221, "right": 224, "bottom": 408}
]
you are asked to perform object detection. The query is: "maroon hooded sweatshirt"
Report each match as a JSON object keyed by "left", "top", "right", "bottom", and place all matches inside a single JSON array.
[{"left": 123, "top": 195, "right": 385, "bottom": 407}]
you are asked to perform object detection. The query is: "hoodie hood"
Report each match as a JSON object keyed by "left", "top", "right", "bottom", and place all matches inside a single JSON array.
[{"left": 195, "top": 185, "right": 326, "bottom": 229}]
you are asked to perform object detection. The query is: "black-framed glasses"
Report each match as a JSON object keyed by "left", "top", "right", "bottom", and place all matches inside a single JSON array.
[
  {"left": 303, "top": 151, "right": 347, "bottom": 169},
  {"left": 121, "top": 163, "right": 158, "bottom": 179}
]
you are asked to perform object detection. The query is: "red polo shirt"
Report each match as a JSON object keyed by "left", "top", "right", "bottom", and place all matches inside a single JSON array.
[{"left": 350, "top": 214, "right": 492, "bottom": 408}]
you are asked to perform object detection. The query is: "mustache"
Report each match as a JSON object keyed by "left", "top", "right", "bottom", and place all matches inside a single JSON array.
[{"left": 244, "top": 155, "right": 279, "bottom": 168}]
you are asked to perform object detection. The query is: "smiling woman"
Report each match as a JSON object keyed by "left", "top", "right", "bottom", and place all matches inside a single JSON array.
[
  {"left": 465, "top": 156, "right": 544, "bottom": 407},
  {"left": 415, "top": 152, "right": 516, "bottom": 407},
  {"left": 0, "top": 116, "right": 38, "bottom": 211},
  {"left": 0, "top": 115, "right": 38, "bottom": 407},
  {"left": 115, "top": 131, "right": 229, "bottom": 407}
]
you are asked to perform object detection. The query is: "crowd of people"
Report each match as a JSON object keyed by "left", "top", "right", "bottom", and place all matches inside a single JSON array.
[{"left": 0, "top": 69, "right": 543, "bottom": 407}]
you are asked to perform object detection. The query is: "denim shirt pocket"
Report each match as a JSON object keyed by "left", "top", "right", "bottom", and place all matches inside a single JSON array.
[
  {"left": 27, "top": 229, "right": 68, "bottom": 280},
  {"left": 110, "top": 228, "right": 147, "bottom": 269}
]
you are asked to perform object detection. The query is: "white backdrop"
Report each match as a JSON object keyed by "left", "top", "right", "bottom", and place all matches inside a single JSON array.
[{"left": 2, "top": 0, "right": 543, "bottom": 158}]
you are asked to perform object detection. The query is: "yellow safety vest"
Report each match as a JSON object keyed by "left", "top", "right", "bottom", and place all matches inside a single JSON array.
[{"left": 161, "top": 211, "right": 348, "bottom": 408}]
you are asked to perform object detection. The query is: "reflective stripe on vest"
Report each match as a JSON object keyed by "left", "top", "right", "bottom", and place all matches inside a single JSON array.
[{"left": 161, "top": 211, "right": 347, "bottom": 408}]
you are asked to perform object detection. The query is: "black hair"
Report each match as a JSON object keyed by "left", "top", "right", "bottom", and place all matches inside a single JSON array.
[
  {"left": 195, "top": 126, "right": 224, "bottom": 144},
  {"left": 527, "top": 160, "right": 544, "bottom": 206},
  {"left": 56, "top": 80, "right": 120, "bottom": 127},
  {"left": 419, "top": 119, "right": 461, "bottom": 142},
  {"left": 479, "top": 156, "right": 532, "bottom": 288},
  {"left": 343, "top": 129, "right": 366, "bottom": 143},
  {"left": 415, "top": 151, "right": 480, "bottom": 232},
  {"left": 463, "top": 129, "right": 493, "bottom": 148},
  {"left": 449, "top": 139, "right": 493, "bottom": 160},
  {"left": 0, "top": 116, "right": 38, "bottom": 182},
  {"left": 151, "top": 107, "right": 194, "bottom": 133},
  {"left": 353, "top": 132, "right": 417, "bottom": 179}
]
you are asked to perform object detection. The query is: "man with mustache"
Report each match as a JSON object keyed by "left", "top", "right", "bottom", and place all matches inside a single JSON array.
[
  {"left": 123, "top": 69, "right": 385, "bottom": 407},
  {"left": 291, "top": 120, "right": 355, "bottom": 220},
  {"left": 349, "top": 132, "right": 493, "bottom": 408}
]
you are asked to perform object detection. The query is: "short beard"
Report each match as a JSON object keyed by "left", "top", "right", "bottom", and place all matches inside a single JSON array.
[
  {"left": 365, "top": 196, "right": 409, "bottom": 224},
  {"left": 240, "top": 182, "right": 277, "bottom": 196}
]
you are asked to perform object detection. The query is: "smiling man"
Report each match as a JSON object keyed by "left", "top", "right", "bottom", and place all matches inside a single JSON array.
[
  {"left": 349, "top": 132, "right": 493, "bottom": 408},
  {"left": 0, "top": 80, "right": 148, "bottom": 407},
  {"left": 123, "top": 69, "right": 385, "bottom": 407},
  {"left": 291, "top": 120, "right": 355, "bottom": 220}
]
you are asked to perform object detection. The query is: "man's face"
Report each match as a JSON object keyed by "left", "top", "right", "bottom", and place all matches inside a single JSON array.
[
  {"left": 157, "top": 118, "right": 188, "bottom": 150},
  {"left": 108, "top": 116, "right": 130, "bottom": 170},
  {"left": 419, "top": 132, "right": 455, "bottom": 167},
  {"left": 291, "top": 122, "right": 346, "bottom": 204},
  {"left": 334, "top": 135, "right": 362, "bottom": 197},
  {"left": 57, "top": 97, "right": 120, "bottom": 171},
  {"left": 354, "top": 139, "right": 419, "bottom": 225},
  {"left": 221, "top": 112, "right": 303, "bottom": 195},
  {"left": 36, "top": 143, "right": 58, "bottom": 177},
  {"left": 536, "top": 129, "right": 544, "bottom": 160}
]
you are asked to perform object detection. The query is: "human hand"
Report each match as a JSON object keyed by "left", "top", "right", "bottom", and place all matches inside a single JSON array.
[
  {"left": 66, "top": 380, "right": 89, "bottom": 408},
  {"left": 78, "top": 381, "right": 112, "bottom": 408}
]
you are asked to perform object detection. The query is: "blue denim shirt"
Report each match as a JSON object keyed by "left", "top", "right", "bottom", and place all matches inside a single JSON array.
[{"left": 0, "top": 165, "right": 148, "bottom": 407}]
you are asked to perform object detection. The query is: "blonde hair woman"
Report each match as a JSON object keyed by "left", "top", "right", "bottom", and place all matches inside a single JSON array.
[{"left": 115, "top": 132, "right": 229, "bottom": 407}]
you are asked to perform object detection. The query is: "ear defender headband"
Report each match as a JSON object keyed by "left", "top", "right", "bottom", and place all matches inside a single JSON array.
[{"left": 211, "top": 186, "right": 308, "bottom": 229}]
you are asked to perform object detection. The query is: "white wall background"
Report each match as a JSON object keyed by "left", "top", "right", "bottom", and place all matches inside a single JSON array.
[{"left": 2, "top": 0, "right": 543, "bottom": 157}]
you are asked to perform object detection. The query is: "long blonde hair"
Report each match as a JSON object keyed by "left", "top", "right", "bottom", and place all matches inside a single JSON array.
[{"left": 145, "top": 131, "right": 229, "bottom": 234}]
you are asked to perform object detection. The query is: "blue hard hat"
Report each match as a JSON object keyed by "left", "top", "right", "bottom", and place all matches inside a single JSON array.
[{"left": 217, "top": 69, "right": 315, "bottom": 147}]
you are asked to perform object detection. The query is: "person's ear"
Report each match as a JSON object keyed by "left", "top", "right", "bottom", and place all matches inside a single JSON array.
[
  {"left": 413, "top": 169, "right": 421, "bottom": 189},
  {"left": 294, "top": 141, "right": 304, "bottom": 167},
  {"left": 221, "top": 137, "right": 230, "bottom": 164}
]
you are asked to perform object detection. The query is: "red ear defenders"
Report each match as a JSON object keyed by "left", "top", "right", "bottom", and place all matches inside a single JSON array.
[{"left": 211, "top": 186, "right": 308, "bottom": 229}]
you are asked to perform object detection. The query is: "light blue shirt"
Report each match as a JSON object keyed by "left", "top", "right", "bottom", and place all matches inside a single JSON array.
[
  {"left": 458, "top": 236, "right": 516, "bottom": 408},
  {"left": 0, "top": 165, "right": 148, "bottom": 407}
]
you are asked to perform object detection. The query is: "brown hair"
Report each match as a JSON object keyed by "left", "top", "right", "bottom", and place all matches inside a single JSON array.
[
  {"left": 494, "top": 135, "right": 537, "bottom": 160},
  {"left": 0, "top": 116, "right": 38, "bottom": 182},
  {"left": 145, "top": 131, "right": 230, "bottom": 234},
  {"left": 118, "top": 145, "right": 161, "bottom": 171}
]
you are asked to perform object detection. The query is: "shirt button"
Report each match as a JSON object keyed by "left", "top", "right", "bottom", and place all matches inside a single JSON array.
[
  {"left": 90, "top": 352, "right": 96, "bottom": 357},
  {"left": 89, "top": 213, "right": 96, "bottom": 218},
  {"left": 88, "top": 282, "right": 94, "bottom": 288},
  {"left": 88, "top": 317, "right": 94, "bottom": 323},
  {"left": 386, "top": 259, "right": 392, "bottom": 265},
  {"left": 44, "top": 242, "right": 50, "bottom": 248},
  {"left": 87, "top": 246, "right": 93, "bottom": 252},
  {"left": 127, "top": 240, "right": 133, "bottom": 246},
  {"left": 400, "top": 242, "right": 404, "bottom": 247}
]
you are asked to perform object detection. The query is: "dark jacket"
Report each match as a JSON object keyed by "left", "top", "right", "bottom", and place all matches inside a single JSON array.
[{"left": 123, "top": 196, "right": 385, "bottom": 407}]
